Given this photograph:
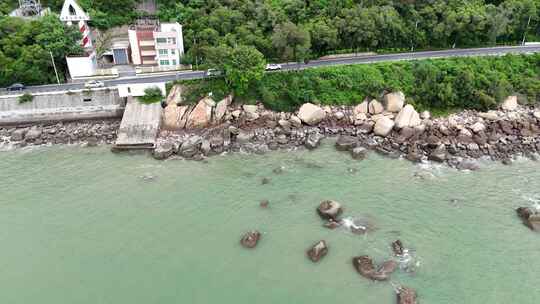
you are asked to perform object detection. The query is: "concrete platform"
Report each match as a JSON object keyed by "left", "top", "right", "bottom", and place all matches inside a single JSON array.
[{"left": 113, "top": 97, "right": 162, "bottom": 150}]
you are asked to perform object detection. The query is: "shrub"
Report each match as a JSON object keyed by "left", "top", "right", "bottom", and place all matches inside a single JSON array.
[
  {"left": 177, "top": 54, "right": 540, "bottom": 112},
  {"left": 138, "top": 87, "right": 164, "bottom": 104},
  {"left": 18, "top": 93, "right": 34, "bottom": 103}
]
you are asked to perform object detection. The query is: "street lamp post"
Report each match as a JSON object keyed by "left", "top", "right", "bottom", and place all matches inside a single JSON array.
[{"left": 49, "top": 51, "right": 60, "bottom": 84}]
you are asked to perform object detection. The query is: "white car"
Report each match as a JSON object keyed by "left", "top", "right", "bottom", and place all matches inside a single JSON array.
[
  {"left": 265, "top": 64, "right": 282, "bottom": 71},
  {"left": 205, "top": 69, "right": 222, "bottom": 77},
  {"left": 84, "top": 80, "right": 105, "bottom": 88}
]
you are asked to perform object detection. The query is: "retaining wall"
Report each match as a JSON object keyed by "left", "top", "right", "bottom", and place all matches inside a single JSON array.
[{"left": 0, "top": 89, "right": 126, "bottom": 125}]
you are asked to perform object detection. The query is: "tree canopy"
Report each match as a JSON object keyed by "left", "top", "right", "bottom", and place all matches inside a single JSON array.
[{"left": 0, "top": 14, "right": 82, "bottom": 86}]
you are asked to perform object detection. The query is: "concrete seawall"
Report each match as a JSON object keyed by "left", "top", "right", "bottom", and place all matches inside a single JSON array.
[{"left": 0, "top": 89, "right": 126, "bottom": 126}]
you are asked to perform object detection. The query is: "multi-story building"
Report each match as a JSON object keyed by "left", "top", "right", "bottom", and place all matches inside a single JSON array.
[{"left": 128, "top": 18, "right": 184, "bottom": 67}]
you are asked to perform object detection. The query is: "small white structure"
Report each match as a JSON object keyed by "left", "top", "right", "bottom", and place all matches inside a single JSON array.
[
  {"left": 66, "top": 52, "right": 98, "bottom": 78},
  {"left": 117, "top": 83, "right": 166, "bottom": 98},
  {"left": 128, "top": 18, "right": 184, "bottom": 67}
]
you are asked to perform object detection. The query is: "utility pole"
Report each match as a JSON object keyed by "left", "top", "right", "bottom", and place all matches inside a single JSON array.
[
  {"left": 411, "top": 21, "right": 419, "bottom": 52},
  {"left": 193, "top": 37, "right": 199, "bottom": 70},
  {"left": 49, "top": 51, "right": 60, "bottom": 84},
  {"left": 522, "top": 15, "right": 532, "bottom": 46}
]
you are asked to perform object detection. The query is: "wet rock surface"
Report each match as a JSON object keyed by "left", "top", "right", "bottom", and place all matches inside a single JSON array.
[
  {"left": 516, "top": 207, "right": 540, "bottom": 231},
  {"left": 317, "top": 200, "right": 343, "bottom": 221},
  {"left": 153, "top": 92, "right": 540, "bottom": 171},
  {"left": 306, "top": 240, "right": 329, "bottom": 262},
  {"left": 1, "top": 120, "right": 120, "bottom": 148},
  {"left": 397, "top": 286, "right": 418, "bottom": 304},
  {"left": 240, "top": 231, "right": 261, "bottom": 248}
]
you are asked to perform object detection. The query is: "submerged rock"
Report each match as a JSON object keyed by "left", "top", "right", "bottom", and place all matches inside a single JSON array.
[
  {"left": 317, "top": 200, "right": 343, "bottom": 220},
  {"left": 335, "top": 135, "right": 357, "bottom": 151},
  {"left": 392, "top": 239, "right": 405, "bottom": 256},
  {"left": 397, "top": 286, "right": 418, "bottom": 304},
  {"left": 352, "top": 255, "right": 397, "bottom": 281},
  {"left": 305, "top": 132, "right": 323, "bottom": 150},
  {"left": 516, "top": 207, "right": 540, "bottom": 231},
  {"left": 323, "top": 219, "right": 341, "bottom": 229},
  {"left": 240, "top": 231, "right": 261, "bottom": 248},
  {"left": 351, "top": 146, "right": 368, "bottom": 160},
  {"left": 260, "top": 200, "right": 269, "bottom": 208},
  {"left": 306, "top": 240, "right": 329, "bottom": 262},
  {"left": 261, "top": 177, "right": 271, "bottom": 185}
]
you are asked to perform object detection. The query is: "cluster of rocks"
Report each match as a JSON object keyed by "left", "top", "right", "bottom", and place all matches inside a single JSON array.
[
  {"left": 156, "top": 88, "right": 540, "bottom": 169},
  {"left": 240, "top": 197, "right": 418, "bottom": 303},
  {"left": 0, "top": 120, "right": 120, "bottom": 148}
]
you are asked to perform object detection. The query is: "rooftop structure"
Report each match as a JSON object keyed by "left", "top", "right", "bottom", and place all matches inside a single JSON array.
[{"left": 128, "top": 18, "right": 184, "bottom": 67}]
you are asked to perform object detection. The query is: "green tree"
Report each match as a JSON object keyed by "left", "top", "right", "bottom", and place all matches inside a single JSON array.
[
  {"left": 271, "top": 21, "right": 311, "bottom": 63},
  {"left": 207, "top": 45, "right": 266, "bottom": 96}
]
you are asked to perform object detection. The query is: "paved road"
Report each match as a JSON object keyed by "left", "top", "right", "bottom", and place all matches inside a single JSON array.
[{"left": 3, "top": 45, "right": 540, "bottom": 95}]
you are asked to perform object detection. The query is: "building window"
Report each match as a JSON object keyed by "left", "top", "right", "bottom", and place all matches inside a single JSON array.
[
  {"left": 171, "top": 49, "right": 176, "bottom": 55},
  {"left": 160, "top": 60, "right": 170, "bottom": 66},
  {"left": 172, "top": 60, "right": 177, "bottom": 66},
  {"left": 156, "top": 38, "right": 167, "bottom": 44},
  {"left": 158, "top": 49, "right": 168, "bottom": 56},
  {"left": 69, "top": 5, "right": 76, "bottom": 15},
  {"left": 167, "top": 38, "right": 176, "bottom": 44}
]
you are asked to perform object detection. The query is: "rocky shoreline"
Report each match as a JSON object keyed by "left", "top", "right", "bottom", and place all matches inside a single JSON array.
[
  {"left": 155, "top": 90, "right": 540, "bottom": 170},
  {"left": 0, "top": 119, "right": 120, "bottom": 148},
  {"left": 2, "top": 90, "right": 540, "bottom": 171}
]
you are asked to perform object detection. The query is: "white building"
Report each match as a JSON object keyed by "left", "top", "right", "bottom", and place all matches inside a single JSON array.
[{"left": 128, "top": 18, "right": 184, "bottom": 67}]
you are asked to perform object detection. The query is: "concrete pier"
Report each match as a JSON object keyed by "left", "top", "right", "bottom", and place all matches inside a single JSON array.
[{"left": 113, "top": 97, "right": 162, "bottom": 150}]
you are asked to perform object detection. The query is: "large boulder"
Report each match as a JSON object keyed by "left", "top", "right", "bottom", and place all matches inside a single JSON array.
[
  {"left": 354, "top": 100, "right": 369, "bottom": 115},
  {"left": 501, "top": 96, "right": 518, "bottom": 111},
  {"left": 397, "top": 286, "right": 418, "bottom": 304},
  {"left": 186, "top": 97, "right": 215, "bottom": 128},
  {"left": 306, "top": 240, "right": 329, "bottom": 262},
  {"left": 317, "top": 200, "right": 343, "bottom": 220},
  {"left": 368, "top": 99, "right": 384, "bottom": 115},
  {"left": 214, "top": 95, "right": 233, "bottom": 123},
  {"left": 243, "top": 104, "right": 260, "bottom": 121},
  {"left": 298, "top": 103, "right": 326, "bottom": 126},
  {"left": 240, "top": 231, "right": 261, "bottom": 248},
  {"left": 153, "top": 141, "right": 174, "bottom": 160},
  {"left": 178, "top": 135, "right": 202, "bottom": 158},
  {"left": 11, "top": 128, "right": 26, "bottom": 141},
  {"left": 25, "top": 126, "right": 42, "bottom": 141},
  {"left": 516, "top": 207, "right": 540, "bottom": 231},
  {"left": 428, "top": 144, "right": 447, "bottom": 163},
  {"left": 163, "top": 104, "right": 189, "bottom": 130},
  {"left": 374, "top": 116, "right": 395, "bottom": 137},
  {"left": 384, "top": 92, "right": 405, "bottom": 112},
  {"left": 166, "top": 85, "right": 183, "bottom": 105},
  {"left": 394, "top": 105, "right": 421, "bottom": 129}
]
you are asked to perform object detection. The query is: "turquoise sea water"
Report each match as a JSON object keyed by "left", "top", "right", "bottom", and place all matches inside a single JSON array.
[{"left": 1, "top": 142, "right": 539, "bottom": 304}]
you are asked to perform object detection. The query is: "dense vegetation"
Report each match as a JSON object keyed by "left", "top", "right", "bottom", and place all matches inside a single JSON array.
[
  {"left": 0, "top": 14, "right": 83, "bottom": 86},
  {"left": 178, "top": 54, "right": 540, "bottom": 113},
  {"left": 6, "top": 0, "right": 538, "bottom": 63},
  {"left": 158, "top": 0, "right": 540, "bottom": 64}
]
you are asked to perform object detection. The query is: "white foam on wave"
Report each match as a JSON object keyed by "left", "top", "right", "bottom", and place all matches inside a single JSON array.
[{"left": 395, "top": 248, "right": 421, "bottom": 273}]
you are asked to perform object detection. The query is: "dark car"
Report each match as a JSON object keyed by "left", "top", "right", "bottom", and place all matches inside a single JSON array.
[{"left": 6, "top": 83, "right": 25, "bottom": 91}]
